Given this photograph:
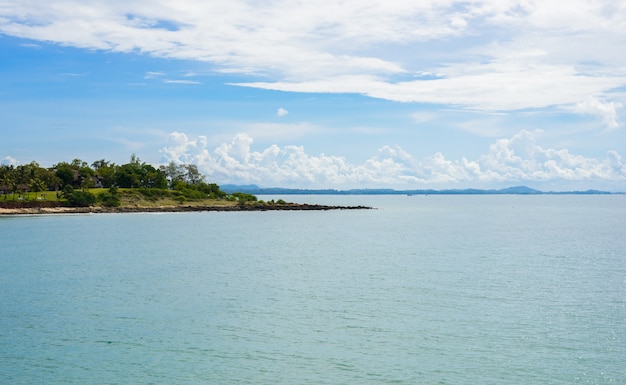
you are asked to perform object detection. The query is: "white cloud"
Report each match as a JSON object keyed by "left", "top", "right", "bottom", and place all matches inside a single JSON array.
[
  {"left": 163, "top": 79, "right": 201, "bottom": 85},
  {"left": 574, "top": 96, "right": 623, "bottom": 131},
  {"left": 235, "top": 65, "right": 625, "bottom": 112},
  {"left": 144, "top": 71, "right": 165, "bottom": 79},
  {"left": 160, "top": 132, "right": 203, "bottom": 164},
  {"left": 410, "top": 112, "right": 436, "bottom": 124},
  {"left": 1, "top": 156, "right": 18, "bottom": 166},
  {"left": 277, "top": 107, "right": 288, "bottom": 117},
  {"left": 160, "top": 130, "right": 626, "bottom": 189},
  {"left": 1, "top": 0, "right": 624, "bottom": 113}
]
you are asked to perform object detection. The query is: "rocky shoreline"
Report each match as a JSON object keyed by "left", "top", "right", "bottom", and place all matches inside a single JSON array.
[{"left": 0, "top": 203, "right": 373, "bottom": 215}]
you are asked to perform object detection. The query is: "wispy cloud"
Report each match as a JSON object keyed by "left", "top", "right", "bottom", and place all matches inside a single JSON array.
[
  {"left": 60, "top": 72, "right": 88, "bottom": 77},
  {"left": 144, "top": 71, "right": 165, "bottom": 79},
  {"left": 235, "top": 66, "right": 624, "bottom": 113},
  {"left": 1, "top": 0, "right": 624, "bottom": 127},
  {"left": 410, "top": 112, "right": 436, "bottom": 124},
  {"left": 163, "top": 79, "right": 201, "bottom": 85},
  {"left": 161, "top": 130, "right": 626, "bottom": 189}
]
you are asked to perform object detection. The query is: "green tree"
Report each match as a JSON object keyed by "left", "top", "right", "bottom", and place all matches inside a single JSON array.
[
  {"left": 18, "top": 161, "right": 55, "bottom": 199},
  {"left": 115, "top": 155, "right": 148, "bottom": 188},
  {"left": 198, "top": 182, "right": 226, "bottom": 199},
  {"left": 98, "top": 185, "right": 121, "bottom": 207},
  {"left": 129, "top": 154, "right": 141, "bottom": 165},
  {"left": 115, "top": 163, "right": 142, "bottom": 188},
  {"left": 92, "top": 159, "right": 116, "bottom": 188},
  {"left": 160, "top": 162, "right": 205, "bottom": 187},
  {"left": 232, "top": 192, "right": 257, "bottom": 207},
  {"left": 30, "top": 178, "right": 46, "bottom": 200},
  {"left": 0, "top": 165, "right": 14, "bottom": 200},
  {"left": 80, "top": 175, "right": 95, "bottom": 191},
  {"left": 78, "top": 165, "right": 95, "bottom": 186},
  {"left": 53, "top": 159, "right": 95, "bottom": 189},
  {"left": 38, "top": 167, "right": 60, "bottom": 192},
  {"left": 143, "top": 164, "right": 168, "bottom": 189},
  {"left": 161, "top": 161, "right": 184, "bottom": 187},
  {"left": 62, "top": 185, "right": 96, "bottom": 207},
  {"left": 115, "top": 156, "right": 168, "bottom": 189},
  {"left": 61, "top": 185, "right": 74, "bottom": 200},
  {"left": 184, "top": 164, "right": 205, "bottom": 185},
  {"left": 14, "top": 164, "right": 31, "bottom": 199},
  {"left": 54, "top": 162, "right": 76, "bottom": 188}
]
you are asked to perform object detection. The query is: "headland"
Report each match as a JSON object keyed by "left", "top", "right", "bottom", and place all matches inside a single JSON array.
[{"left": 0, "top": 201, "right": 372, "bottom": 215}]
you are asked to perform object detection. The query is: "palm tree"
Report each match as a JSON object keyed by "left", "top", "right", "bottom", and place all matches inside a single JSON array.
[
  {"left": 30, "top": 178, "right": 46, "bottom": 201},
  {"left": 0, "top": 165, "right": 17, "bottom": 200},
  {"left": 14, "top": 165, "right": 28, "bottom": 200},
  {"left": 9, "top": 179, "right": 18, "bottom": 201},
  {"left": 1, "top": 167, "right": 13, "bottom": 200}
]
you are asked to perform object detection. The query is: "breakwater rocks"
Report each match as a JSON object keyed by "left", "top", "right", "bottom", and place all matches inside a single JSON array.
[
  {"left": 85, "top": 203, "right": 373, "bottom": 213},
  {"left": 0, "top": 203, "right": 373, "bottom": 215}
]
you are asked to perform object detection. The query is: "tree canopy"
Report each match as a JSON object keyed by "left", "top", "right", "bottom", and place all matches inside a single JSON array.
[{"left": 1, "top": 156, "right": 228, "bottom": 205}]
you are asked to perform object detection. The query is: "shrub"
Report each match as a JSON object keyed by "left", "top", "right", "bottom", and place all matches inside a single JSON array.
[
  {"left": 98, "top": 191, "right": 121, "bottom": 207},
  {"left": 137, "top": 187, "right": 171, "bottom": 200},
  {"left": 66, "top": 190, "right": 97, "bottom": 207}
]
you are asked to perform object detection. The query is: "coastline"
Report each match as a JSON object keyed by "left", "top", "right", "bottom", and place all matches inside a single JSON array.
[{"left": 0, "top": 203, "right": 373, "bottom": 215}]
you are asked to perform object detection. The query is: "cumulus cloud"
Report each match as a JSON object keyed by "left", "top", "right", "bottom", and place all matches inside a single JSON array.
[
  {"left": 160, "top": 130, "right": 626, "bottom": 189},
  {"left": 1, "top": 1, "right": 625, "bottom": 112},
  {"left": 277, "top": 107, "right": 288, "bottom": 117},
  {"left": 1, "top": 156, "right": 18, "bottom": 166},
  {"left": 575, "top": 96, "right": 623, "bottom": 131}
]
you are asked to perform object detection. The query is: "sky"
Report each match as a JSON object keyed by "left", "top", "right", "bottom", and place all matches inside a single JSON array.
[{"left": 1, "top": 0, "right": 625, "bottom": 191}]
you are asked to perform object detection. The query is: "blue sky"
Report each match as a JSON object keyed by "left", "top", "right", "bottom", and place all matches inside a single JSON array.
[{"left": 1, "top": 1, "right": 625, "bottom": 191}]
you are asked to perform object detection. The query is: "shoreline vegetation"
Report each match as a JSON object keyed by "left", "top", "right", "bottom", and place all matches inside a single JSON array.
[
  {"left": 0, "top": 202, "right": 373, "bottom": 215},
  {"left": 0, "top": 190, "right": 373, "bottom": 215},
  {"left": 0, "top": 156, "right": 372, "bottom": 215}
]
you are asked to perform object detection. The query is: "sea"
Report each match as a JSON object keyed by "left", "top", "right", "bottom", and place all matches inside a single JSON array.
[{"left": 1, "top": 195, "right": 624, "bottom": 385}]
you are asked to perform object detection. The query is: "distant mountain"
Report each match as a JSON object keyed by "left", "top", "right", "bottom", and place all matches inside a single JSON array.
[
  {"left": 220, "top": 184, "right": 262, "bottom": 192},
  {"left": 496, "top": 186, "right": 542, "bottom": 194},
  {"left": 220, "top": 185, "right": 617, "bottom": 195}
]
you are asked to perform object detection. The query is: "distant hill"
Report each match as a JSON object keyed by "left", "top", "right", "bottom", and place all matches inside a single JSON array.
[
  {"left": 496, "top": 186, "right": 542, "bottom": 194},
  {"left": 220, "top": 185, "right": 616, "bottom": 195}
]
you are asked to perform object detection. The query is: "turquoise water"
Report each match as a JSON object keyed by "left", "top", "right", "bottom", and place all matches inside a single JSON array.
[{"left": 1, "top": 195, "right": 624, "bottom": 384}]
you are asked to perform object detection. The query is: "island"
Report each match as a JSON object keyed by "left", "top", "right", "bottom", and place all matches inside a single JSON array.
[{"left": 0, "top": 157, "right": 372, "bottom": 215}]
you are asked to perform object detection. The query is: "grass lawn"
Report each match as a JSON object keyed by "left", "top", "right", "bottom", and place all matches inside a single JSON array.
[{"left": 1, "top": 190, "right": 60, "bottom": 202}]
